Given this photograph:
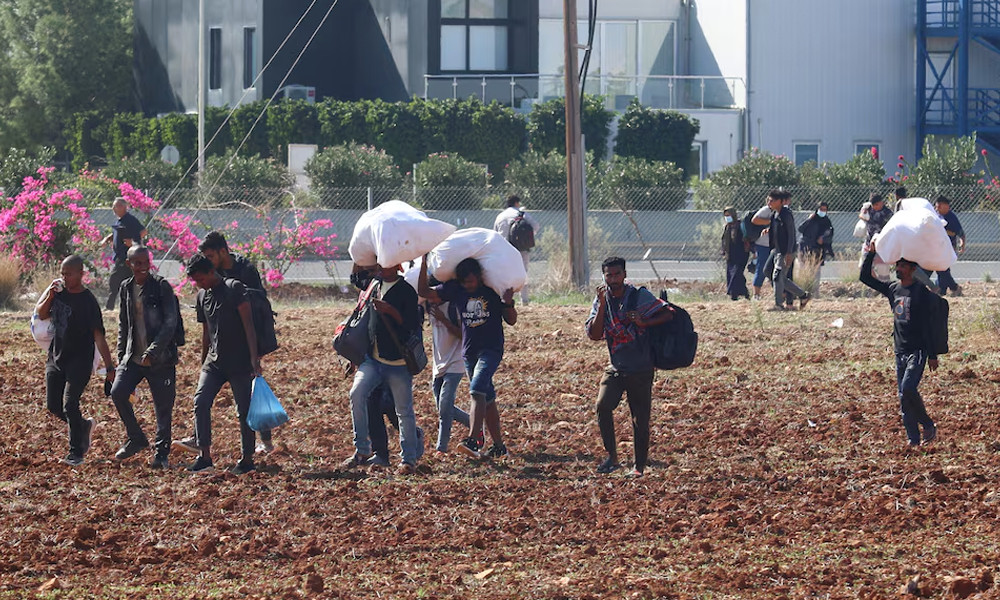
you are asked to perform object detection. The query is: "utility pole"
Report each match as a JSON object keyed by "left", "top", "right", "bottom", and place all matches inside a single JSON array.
[
  {"left": 197, "top": 0, "right": 206, "bottom": 174},
  {"left": 563, "top": 0, "right": 588, "bottom": 289}
]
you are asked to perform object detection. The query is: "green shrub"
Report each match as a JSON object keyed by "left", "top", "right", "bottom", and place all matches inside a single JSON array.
[
  {"left": 64, "top": 111, "right": 107, "bottom": 170},
  {"left": 104, "top": 112, "right": 162, "bottom": 161},
  {"left": 267, "top": 99, "right": 321, "bottom": 163},
  {"left": 305, "top": 143, "right": 402, "bottom": 209},
  {"left": 228, "top": 101, "right": 271, "bottom": 158},
  {"left": 0, "top": 146, "right": 55, "bottom": 196},
  {"left": 158, "top": 113, "right": 198, "bottom": 169},
  {"left": 414, "top": 98, "right": 526, "bottom": 179},
  {"left": 317, "top": 98, "right": 373, "bottom": 147},
  {"left": 614, "top": 100, "right": 700, "bottom": 177},
  {"left": 414, "top": 152, "right": 487, "bottom": 210},
  {"left": 200, "top": 155, "right": 293, "bottom": 206},
  {"left": 204, "top": 106, "right": 234, "bottom": 158},
  {"left": 593, "top": 156, "right": 687, "bottom": 211},
  {"left": 693, "top": 148, "right": 799, "bottom": 210},
  {"left": 825, "top": 150, "right": 886, "bottom": 186},
  {"left": 527, "top": 94, "right": 613, "bottom": 162},
  {"left": 366, "top": 100, "right": 427, "bottom": 171},
  {"left": 101, "top": 157, "right": 189, "bottom": 192}
]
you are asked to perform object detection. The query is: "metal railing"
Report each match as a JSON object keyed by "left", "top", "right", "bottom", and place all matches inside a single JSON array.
[
  {"left": 423, "top": 73, "right": 746, "bottom": 112},
  {"left": 922, "top": 86, "right": 1000, "bottom": 127},
  {"left": 925, "top": 0, "right": 1000, "bottom": 27}
]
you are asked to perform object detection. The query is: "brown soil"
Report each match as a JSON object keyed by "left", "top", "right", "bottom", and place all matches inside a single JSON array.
[{"left": 1, "top": 283, "right": 999, "bottom": 599}]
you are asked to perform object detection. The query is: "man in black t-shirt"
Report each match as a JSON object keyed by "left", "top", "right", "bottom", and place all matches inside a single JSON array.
[
  {"left": 102, "top": 198, "right": 146, "bottom": 310},
  {"left": 35, "top": 255, "right": 115, "bottom": 466},
  {"left": 182, "top": 254, "right": 262, "bottom": 475}
]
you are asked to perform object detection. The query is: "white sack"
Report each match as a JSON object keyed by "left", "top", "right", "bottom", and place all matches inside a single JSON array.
[
  {"left": 348, "top": 200, "right": 456, "bottom": 267},
  {"left": 873, "top": 197, "right": 957, "bottom": 271},
  {"left": 30, "top": 313, "right": 54, "bottom": 351},
  {"left": 402, "top": 255, "right": 424, "bottom": 289},
  {"left": 427, "top": 227, "right": 527, "bottom": 293}
]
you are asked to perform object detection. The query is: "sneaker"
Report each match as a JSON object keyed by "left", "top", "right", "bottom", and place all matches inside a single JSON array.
[
  {"left": 367, "top": 454, "right": 390, "bottom": 468},
  {"left": 61, "top": 453, "right": 84, "bottom": 467},
  {"left": 338, "top": 452, "right": 372, "bottom": 470},
  {"left": 486, "top": 442, "right": 509, "bottom": 459},
  {"left": 752, "top": 294, "right": 761, "bottom": 301},
  {"left": 230, "top": 460, "right": 256, "bottom": 475},
  {"left": 596, "top": 457, "right": 622, "bottom": 474},
  {"left": 115, "top": 440, "right": 149, "bottom": 462},
  {"left": 922, "top": 425, "right": 937, "bottom": 445},
  {"left": 799, "top": 292, "right": 811, "bottom": 310},
  {"left": 629, "top": 468, "right": 644, "bottom": 477},
  {"left": 149, "top": 455, "right": 169, "bottom": 469},
  {"left": 172, "top": 436, "right": 200, "bottom": 454},
  {"left": 81, "top": 418, "right": 95, "bottom": 455},
  {"left": 457, "top": 436, "right": 482, "bottom": 460},
  {"left": 255, "top": 440, "right": 274, "bottom": 455},
  {"left": 766, "top": 305, "right": 785, "bottom": 312},
  {"left": 186, "top": 456, "right": 214, "bottom": 473},
  {"left": 396, "top": 462, "right": 416, "bottom": 475},
  {"left": 953, "top": 285, "right": 963, "bottom": 297},
  {"left": 415, "top": 426, "right": 425, "bottom": 461}
]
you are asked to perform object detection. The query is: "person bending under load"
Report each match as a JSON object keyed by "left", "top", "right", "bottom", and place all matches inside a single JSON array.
[
  {"left": 184, "top": 253, "right": 262, "bottom": 475},
  {"left": 419, "top": 256, "right": 516, "bottom": 460},
  {"left": 36, "top": 255, "right": 115, "bottom": 466},
  {"left": 586, "top": 256, "right": 673, "bottom": 477},
  {"left": 860, "top": 244, "right": 940, "bottom": 448}
]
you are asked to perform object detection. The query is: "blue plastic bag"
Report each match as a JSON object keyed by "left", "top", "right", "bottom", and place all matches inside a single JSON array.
[{"left": 247, "top": 376, "right": 289, "bottom": 432}]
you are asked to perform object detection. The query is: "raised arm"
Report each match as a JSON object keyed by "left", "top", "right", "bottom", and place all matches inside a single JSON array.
[
  {"left": 859, "top": 248, "right": 891, "bottom": 298},
  {"left": 417, "top": 255, "right": 442, "bottom": 304}
]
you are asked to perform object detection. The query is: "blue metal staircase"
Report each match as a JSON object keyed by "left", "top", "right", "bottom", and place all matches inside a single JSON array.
[{"left": 917, "top": 0, "right": 1000, "bottom": 156}]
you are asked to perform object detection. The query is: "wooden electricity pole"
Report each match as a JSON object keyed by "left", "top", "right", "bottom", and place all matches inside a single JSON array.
[{"left": 563, "top": 0, "right": 588, "bottom": 289}]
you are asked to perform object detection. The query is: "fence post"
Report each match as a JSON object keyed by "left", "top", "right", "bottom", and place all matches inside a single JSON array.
[{"left": 367, "top": 186, "right": 373, "bottom": 211}]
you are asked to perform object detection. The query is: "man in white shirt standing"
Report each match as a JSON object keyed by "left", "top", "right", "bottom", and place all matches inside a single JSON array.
[{"left": 494, "top": 195, "right": 540, "bottom": 305}]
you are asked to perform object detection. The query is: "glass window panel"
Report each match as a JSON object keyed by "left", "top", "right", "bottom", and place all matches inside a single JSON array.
[
  {"left": 539, "top": 19, "right": 564, "bottom": 76},
  {"left": 442, "top": 0, "right": 465, "bottom": 18},
  {"left": 441, "top": 25, "right": 467, "bottom": 70},
  {"left": 794, "top": 144, "right": 819, "bottom": 167},
  {"left": 243, "top": 27, "right": 257, "bottom": 89},
  {"left": 640, "top": 21, "right": 674, "bottom": 76},
  {"left": 469, "top": 25, "right": 507, "bottom": 71},
  {"left": 602, "top": 22, "right": 636, "bottom": 99},
  {"left": 209, "top": 28, "right": 222, "bottom": 90},
  {"left": 470, "top": 0, "right": 507, "bottom": 19}
]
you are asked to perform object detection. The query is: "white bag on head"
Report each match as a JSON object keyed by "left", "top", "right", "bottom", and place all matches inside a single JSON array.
[
  {"left": 427, "top": 227, "right": 527, "bottom": 293},
  {"left": 873, "top": 197, "right": 957, "bottom": 271},
  {"left": 348, "top": 200, "right": 456, "bottom": 268}
]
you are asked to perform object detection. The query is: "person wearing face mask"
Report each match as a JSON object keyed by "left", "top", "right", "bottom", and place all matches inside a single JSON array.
[
  {"left": 797, "top": 202, "right": 834, "bottom": 297},
  {"left": 720, "top": 207, "right": 750, "bottom": 301}
]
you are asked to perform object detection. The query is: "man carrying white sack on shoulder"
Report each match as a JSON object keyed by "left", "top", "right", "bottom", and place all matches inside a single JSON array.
[{"left": 494, "top": 195, "right": 539, "bottom": 306}]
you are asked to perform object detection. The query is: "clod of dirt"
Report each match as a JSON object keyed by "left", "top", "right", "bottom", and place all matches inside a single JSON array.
[
  {"left": 928, "top": 470, "right": 951, "bottom": 484},
  {"left": 956, "top": 367, "right": 977, "bottom": 380},
  {"left": 197, "top": 537, "right": 217, "bottom": 557},
  {"left": 37, "top": 577, "right": 61, "bottom": 592},
  {"left": 945, "top": 576, "right": 977, "bottom": 598},
  {"left": 979, "top": 570, "right": 995, "bottom": 591},
  {"left": 75, "top": 525, "right": 97, "bottom": 541},
  {"left": 303, "top": 573, "right": 324, "bottom": 594}
]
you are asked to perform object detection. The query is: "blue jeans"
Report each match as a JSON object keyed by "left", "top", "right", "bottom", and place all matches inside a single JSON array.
[
  {"left": 349, "top": 358, "right": 420, "bottom": 464},
  {"left": 433, "top": 372, "right": 470, "bottom": 451},
  {"left": 752, "top": 244, "right": 771, "bottom": 288},
  {"left": 896, "top": 351, "right": 935, "bottom": 445},
  {"left": 465, "top": 349, "right": 503, "bottom": 404}
]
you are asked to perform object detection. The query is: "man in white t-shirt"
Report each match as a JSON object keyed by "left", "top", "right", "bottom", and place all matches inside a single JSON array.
[
  {"left": 426, "top": 299, "right": 472, "bottom": 453},
  {"left": 750, "top": 202, "right": 775, "bottom": 300},
  {"left": 494, "top": 195, "right": 539, "bottom": 305}
]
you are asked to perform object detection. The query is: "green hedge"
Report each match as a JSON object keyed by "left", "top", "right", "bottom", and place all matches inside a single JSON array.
[
  {"left": 614, "top": 100, "right": 700, "bottom": 178},
  {"left": 526, "top": 94, "right": 613, "bottom": 162}
]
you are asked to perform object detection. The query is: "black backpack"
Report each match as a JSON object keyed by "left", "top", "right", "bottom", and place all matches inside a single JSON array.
[
  {"left": 508, "top": 210, "right": 535, "bottom": 251},
  {"left": 146, "top": 274, "right": 185, "bottom": 347},
  {"left": 246, "top": 287, "right": 278, "bottom": 356},
  {"left": 628, "top": 288, "right": 698, "bottom": 370},
  {"left": 740, "top": 209, "right": 765, "bottom": 245},
  {"left": 925, "top": 287, "right": 949, "bottom": 355}
]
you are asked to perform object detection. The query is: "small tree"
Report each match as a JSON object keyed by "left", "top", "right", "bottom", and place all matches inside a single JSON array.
[
  {"left": 614, "top": 99, "right": 700, "bottom": 178},
  {"left": 305, "top": 143, "right": 402, "bottom": 208},
  {"left": 527, "top": 94, "right": 614, "bottom": 162},
  {"left": 693, "top": 148, "right": 799, "bottom": 210},
  {"left": 414, "top": 152, "right": 487, "bottom": 210}
]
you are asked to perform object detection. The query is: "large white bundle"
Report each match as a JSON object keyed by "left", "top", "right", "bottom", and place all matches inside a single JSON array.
[
  {"left": 873, "top": 197, "right": 957, "bottom": 271},
  {"left": 348, "top": 200, "right": 456, "bottom": 267},
  {"left": 427, "top": 227, "right": 527, "bottom": 293},
  {"left": 31, "top": 313, "right": 105, "bottom": 373}
]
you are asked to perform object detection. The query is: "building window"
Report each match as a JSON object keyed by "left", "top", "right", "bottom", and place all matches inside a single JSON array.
[
  {"left": 794, "top": 143, "right": 819, "bottom": 167},
  {"left": 243, "top": 27, "right": 258, "bottom": 89},
  {"left": 439, "top": 0, "right": 510, "bottom": 72},
  {"left": 209, "top": 28, "right": 222, "bottom": 91},
  {"left": 855, "top": 143, "right": 880, "bottom": 158}
]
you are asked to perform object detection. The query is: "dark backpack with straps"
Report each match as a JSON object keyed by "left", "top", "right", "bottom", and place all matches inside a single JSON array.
[
  {"left": 925, "top": 286, "right": 949, "bottom": 355},
  {"left": 246, "top": 287, "right": 278, "bottom": 356},
  {"left": 508, "top": 210, "right": 535, "bottom": 251},
  {"left": 627, "top": 287, "right": 698, "bottom": 370},
  {"left": 740, "top": 209, "right": 765, "bottom": 245}
]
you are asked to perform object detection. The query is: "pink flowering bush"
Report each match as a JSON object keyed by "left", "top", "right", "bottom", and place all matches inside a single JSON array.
[{"left": 229, "top": 210, "right": 338, "bottom": 288}]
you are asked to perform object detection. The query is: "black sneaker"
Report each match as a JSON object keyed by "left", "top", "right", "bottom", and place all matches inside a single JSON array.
[
  {"left": 457, "top": 436, "right": 482, "bottom": 460},
  {"left": 149, "top": 455, "right": 169, "bottom": 469},
  {"left": 486, "top": 442, "right": 509, "bottom": 459},
  {"left": 115, "top": 439, "right": 150, "bottom": 462},
  {"left": 61, "top": 453, "right": 84, "bottom": 467},
  {"left": 922, "top": 425, "right": 938, "bottom": 445},
  {"left": 81, "top": 418, "right": 95, "bottom": 455},
  {"left": 230, "top": 460, "right": 255, "bottom": 475},
  {"left": 186, "top": 456, "right": 214, "bottom": 473},
  {"left": 799, "top": 292, "right": 811, "bottom": 310},
  {"left": 172, "top": 436, "right": 200, "bottom": 454},
  {"left": 596, "top": 457, "right": 622, "bottom": 474}
]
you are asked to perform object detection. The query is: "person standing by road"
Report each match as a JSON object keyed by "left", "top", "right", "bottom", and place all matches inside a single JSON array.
[
  {"left": 934, "top": 196, "right": 965, "bottom": 297},
  {"left": 108, "top": 246, "right": 180, "bottom": 469},
  {"left": 494, "top": 195, "right": 539, "bottom": 306},
  {"left": 769, "top": 189, "right": 811, "bottom": 311},
  {"left": 797, "top": 202, "right": 834, "bottom": 297},
  {"left": 183, "top": 254, "right": 262, "bottom": 475},
  {"left": 102, "top": 198, "right": 146, "bottom": 310},
  {"left": 721, "top": 207, "right": 750, "bottom": 301},
  {"left": 860, "top": 244, "right": 941, "bottom": 448},
  {"left": 586, "top": 256, "right": 673, "bottom": 477},
  {"left": 36, "top": 255, "right": 115, "bottom": 466}
]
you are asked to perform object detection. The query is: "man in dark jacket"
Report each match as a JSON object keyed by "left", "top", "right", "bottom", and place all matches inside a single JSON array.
[
  {"left": 109, "top": 245, "right": 179, "bottom": 468},
  {"left": 860, "top": 244, "right": 940, "bottom": 447},
  {"left": 797, "top": 202, "right": 834, "bottom": 296},
  {"left": 721, "top": 207, "right": 750, "bottom": 301},
  {"left": 769, "top": 189, "right": 810, "bottom": 311},
  {"left": 102, "top": 198, "right": 147, "bottom": 310}
]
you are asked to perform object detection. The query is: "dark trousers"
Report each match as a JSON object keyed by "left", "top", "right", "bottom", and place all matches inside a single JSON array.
[
  {"left": 45, "top": 365, "right": 91, "bottom": 456},
  {"left": 596, "top": 368, "right": 654, "bottom": 471},
  {"left": 367, "top": 384, "right": 398, "bottom": 460},
  {"left": 106, "top": 262, "right": 131, "bottom": 310},
  {"left": 193, "top": 363, "right": 255, "bottom": 462},
  {"left": 111, "top": 361, "right": 176, "bottom": 458},
  {"left": 726, "top": 251, "right": 749, "bottom": 299},
  {"left": 896, "top": 351, "right": 935, "bottom": 445},
  {"left": 936, "top": 269, "right": 958, "bottom": 292}
]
